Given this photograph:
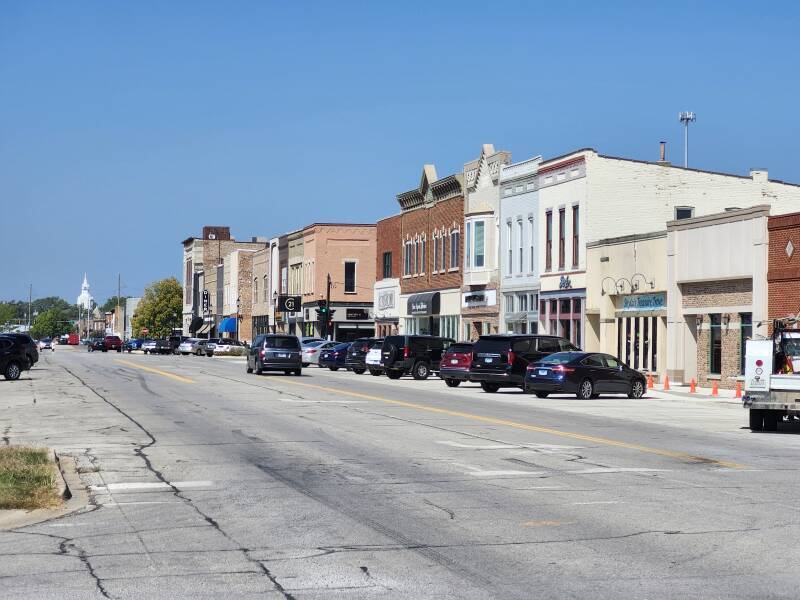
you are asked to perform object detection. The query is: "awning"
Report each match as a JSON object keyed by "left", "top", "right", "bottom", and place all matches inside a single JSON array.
[
  {"left": 218, "top": 317, "right": 237, "bottom": 333},
  {"left": 189, "top": 316, "right": 204, "bottom": 333},
  {"left": 407, "top": 292, "right": 440, "bottom": 316},
  {"left": 196, "top": 323, "right": 211, "bottom": 335},
  {"left": 504, "top": 312, "right": 528, "bottom": 323}
]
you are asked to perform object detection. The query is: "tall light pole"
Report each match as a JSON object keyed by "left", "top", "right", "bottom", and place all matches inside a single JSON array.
[{"left": 679, "top": 111, "right": 696, "bottom": 168}]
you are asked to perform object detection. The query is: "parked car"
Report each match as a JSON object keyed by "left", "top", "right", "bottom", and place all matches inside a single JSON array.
[
  {"left": 346, "top": 338, "right": 382, "bottom": 374},
  {"left": 178, "top": 338, "right": 208, "bottom": 356},
  {"left": 67, "top": 333, "right": 80, "bottom": 345},
  {"left": 302, "top": 340, "right": 338, "bottom": 366},
  {"left": 87, "top": 338, "right": 106, "bottom": 352},
  {"left": 104, "top": 335, "right": 123, "bottom": 352},
  {"left": 381, "top": 335, "right": 454, "bottom": 380},
  {"left": 204, "top": 338, "right": 221, "bottom": 356},
  {"left": 0, "top": 336, "right": 31, "bottom": 380},
  {"left": 142, "top": 339, "right": 172, "bottom": 354},
  {"left": 439, "top": 342, "right": 474, "bottom": 387},
  {"left": 319, "top": 342, "right": 351, "bottom": 370},
  {"left": 123, "top": 338, "right": 146, "bottom": 352},
  {"left": 37, "top": 337, "right": 54, "bottom": 351},
  {"left": 365, "top": 340, "right": 383, "bottom": 375},
  {"left": 0, "top": 333, "right": 38, "bottom": 368},
  {"left": 301, "top": 337, "right": 324, "bottom": 345},
  {"left": 247, "top": 334, "right": 302, "bottom": 375},
  {"left": 525, "top": 351, "right": 647, "bottom": 399},
  {"left": 210, "top": 339, "right": 247, "bottom": 356},
  {"left": 469, "top": 334, "right": 579, "bottom": 393}
]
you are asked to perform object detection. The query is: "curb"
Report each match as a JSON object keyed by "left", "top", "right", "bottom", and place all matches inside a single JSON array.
[{"left": 0, "top": 450, "right": 89, "bottom": 531}]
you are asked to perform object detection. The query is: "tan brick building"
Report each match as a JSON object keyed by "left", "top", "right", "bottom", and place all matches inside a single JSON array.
[
  {"left": 768, "top": 211, "right": 800, "bottom": 325},
  {"left": 396, "top": 165, "right": 464, "bottom": 340},
  {"left": 250, "top": 248, "right": 271, "bottom": 336},
  {"left": 374, "top": 215, "right": 402, "bottom": 337}
]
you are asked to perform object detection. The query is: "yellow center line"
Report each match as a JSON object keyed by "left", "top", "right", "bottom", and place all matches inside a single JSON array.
[
  {"left": 114, "top": 359, "right": 195, "bottom": 384},
  {"left": 272, "top": 378, "right": 748, "bottom": 470}
]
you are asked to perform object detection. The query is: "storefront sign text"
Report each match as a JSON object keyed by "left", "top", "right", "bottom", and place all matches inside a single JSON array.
[{"left": 621, "top": 292, "right": 666, "bottom": 312}]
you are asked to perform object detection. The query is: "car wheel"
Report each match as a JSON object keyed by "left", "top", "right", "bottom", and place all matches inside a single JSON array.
[
  {"left": 102, "top": 348, "right": 107, "bottom": 352},
  {"left": 577, "top": 379, "right": 594, "bottom": 400},
  {"left": 445, "top": 379, "right": 460, "bottom": 388},
  {"left": 386, "top": 369, "right": 403, "bottom": 380},
  {"left": 294, "top": 369, "right": 302, "bottom": 376},
  {"left": 748, "top": 409, "right": 764, "bottom": 431},
  {"left": 3, "top": 361, "right": 21, "bottom": 381},
  {"left": 284, "top": 370, "right": 291, "bottom": 375},
  {"left": 353, "top": 368, "right": 366, "bottom": 375},
  {"left": 480, "top": 382, "right": 500, "bottom": 393},
  {"left": 535, "top": 392, "right": 549, "bottom": 398},
  {"left": 628, "top": 379, "right": 645, "bottom": 399},
  {"left": 255, "top": 360, "right": 263, "bottom": 375},
  {"left": 143, "top": 350, "right": 148, "bottom": 354},
  {"left": 330, "top": 366, "right": 339, "bottom": 371},
  {"left": 412, "top": 362, "right": 430, "bottom": 380},
  {"left": 369, "top": 368, "right": 382, "bottom": 376},
  {"left": 246, "top": 359, "right": 253, "bottom": 374},
  {"left": 302, "top": 362, "right": 309, "bottom": 367}
]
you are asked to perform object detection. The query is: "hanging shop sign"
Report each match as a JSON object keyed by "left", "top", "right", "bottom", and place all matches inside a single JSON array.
[{"left": 621, "top": 292, "right": 666, "bottom": 312}]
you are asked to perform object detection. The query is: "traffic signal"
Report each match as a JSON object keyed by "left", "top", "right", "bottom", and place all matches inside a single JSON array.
[{"left": 316, "top": 299, "right": 328, "bottom": 321}]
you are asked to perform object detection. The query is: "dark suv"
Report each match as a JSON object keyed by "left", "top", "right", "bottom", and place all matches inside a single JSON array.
[
  {"left": 346, "top": 337, "right": 382, "bottom": 375},
  {"left": 247, "top": 334, "right": 302, "bottom": 376},
  {"left": 469, "top": 334, "right": 579, "bottom": 392},
  {"left": 381, "top": 335, "right": 454, "bottom": 380},
  {"left": 0, "top": 336, "right": 32, "bottom": 380},
  {"left": 0, "top": 333, "right": 38, "bottom": 368}
]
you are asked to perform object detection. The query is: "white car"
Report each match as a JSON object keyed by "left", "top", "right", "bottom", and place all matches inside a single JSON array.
[
  {"left": 209, "top": 339, "right": 247, "bottom": 356},
  {"left": 37, "top": 338, "right": 54, "bottom": 351},
  {"left": 366, "top": 341, "right": 383, "bottom": 375},
  {"left": 301, "top": 341, "right": 338, "bottom": 366}
]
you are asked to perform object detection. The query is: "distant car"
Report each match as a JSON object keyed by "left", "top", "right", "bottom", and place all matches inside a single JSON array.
[
  {"left": 381, "top": 335, "right": 454, "bottom": 380},
  {"left": 319, "top": 342, "right": 351, "bottom": 370},
  {"left": 142, "top": 339, "right": 172, "bottom": 355},
  {"left": 0, "top": 333, "right": 38, "bottom": 368},
  {"left": 525, "top": 351, "right": 647, "bottom": 400},
  {"left": 300, "top": 337, "right": 324, "bottom": 345},
  {"left": 210, "top": 339, "right": 247, "bottom": 356},
  {"left": 178, "top": 338, "right": 207, "bottom": 355},
  {"left": 302, "top": 340, "right": 338, "bottom": 366},
  {"left": 0, "top": 336, "right": 31, "bottom": 380},
  {"left": 38, "top": 338, "right": 53, "bottom": 351},
  {"left": 346, "top": 338, "right": 382, "bottom": 374},
  {"left": 87, "top": 338, "right": 106, "bottom": 352},
  {"left": 247, "top": 334, "right": 302, "bottom": 376},
  {"left": 123, "top": 338, "right": 145, "bottom": 352},
  {"left": 469, "top": 334, "right": 579, "bottom": 393},
  {"left": 439, "top": 341, "right": 474, "bottom": 387},
  {"left": 204, "top": 338, "right": 221, "bottom": 356},
  {"left": 104, "top": 336, "right": 123, "bottom": 352},
  {"left": 365, "top": 340, "right": 383, "bottom": 376}
]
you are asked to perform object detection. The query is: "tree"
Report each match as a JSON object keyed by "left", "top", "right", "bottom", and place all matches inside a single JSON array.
[
  {"left": 0, "top": 303, "right": 17, "bottom": 330},
  {"left": 29, "top": 309, "right": 74, "bottom": 339},
  {"left": 100, "top": 296, "right": 129, "bottom": 314},
  {"left": 131, "top": 277, "right": 182, "bottom": 338}
]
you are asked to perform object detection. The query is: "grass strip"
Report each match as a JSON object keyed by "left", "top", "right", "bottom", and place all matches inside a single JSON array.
[{"left": 0, "top": 446, "right": 61, "bottom": 510}]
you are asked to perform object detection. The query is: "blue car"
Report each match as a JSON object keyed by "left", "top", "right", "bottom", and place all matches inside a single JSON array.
[
  {"left": 318, "top": 342, "right": 351, "bottom": 371},
  {"left": 123, "top": 338, "right": 146, "bottom": 352}
]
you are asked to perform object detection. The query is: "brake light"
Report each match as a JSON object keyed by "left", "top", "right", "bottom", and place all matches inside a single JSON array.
[
  {"left": 260, "top": 349, "right": 265, "bottom": 357},
  {"left": 309, "top": 349, "right": 317, "bottom": 354},
  {"left": 552, "top": 365, "right": 575, "bottom": 373},
  {"left": 403, "top": 346, "right": 409, "bottom": 359},
  {"left": 507, "top": 350, "right": 515, "bottom": 364}
]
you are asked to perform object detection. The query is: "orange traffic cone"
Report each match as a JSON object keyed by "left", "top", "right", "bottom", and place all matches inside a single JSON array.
[
  {"left": 647, "top": 373, "right": 654, "bottom": 389},
  {"left": 663, "top": 375, "right": 670, "bottom": 391},
  {"left": 735, "top": 381, "right": 742, "bottom": 398},
  {"left": 690, "top": 378, "right": 696, "bottom": 393},
  {"left": 711, "top": 380, "right": 719, "bottom": 397}
]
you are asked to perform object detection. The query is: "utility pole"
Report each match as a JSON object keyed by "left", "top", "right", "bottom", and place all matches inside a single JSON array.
[
  {"left": 117, "top": 273, "right": 122, "bottom": 339},
  {"left": 679, "top": 111, "right": 696, "bottom": 168},
  {"left": 27, "top": 284, "right": 32, "bottom": 331},
  {"left": 325, "top": 273, "right": 332, "bottom": 340}
]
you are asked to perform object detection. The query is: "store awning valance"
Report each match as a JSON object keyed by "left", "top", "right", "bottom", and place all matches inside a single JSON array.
[
  {"left": 504, "top": 312, "right": 528, "bottom": 323},
  {"left": 189, "top": 316, "right": 204, "bottom": 333},
  {"left": 407, "top": 292, "right": 440, "bottom": 316},
  {"left": 218, "top": 317, "right": 237, "bottom": 333}
]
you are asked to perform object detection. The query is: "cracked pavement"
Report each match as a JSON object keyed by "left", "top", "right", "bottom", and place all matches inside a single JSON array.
[{"left": 2, "top": 349, "right": 800, "bottom": 598}]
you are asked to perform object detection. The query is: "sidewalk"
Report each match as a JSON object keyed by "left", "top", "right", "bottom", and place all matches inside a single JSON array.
[{"left": 647, "top": 382, "right": 744, "bottom": 405}]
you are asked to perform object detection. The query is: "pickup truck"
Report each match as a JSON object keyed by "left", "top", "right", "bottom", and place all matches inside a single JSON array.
[
  {"left": 104, "top": 335, "right": 123, "bottom": 352},
  {"left": 743, "top": 318, "right": 800, "bottom": 431}
]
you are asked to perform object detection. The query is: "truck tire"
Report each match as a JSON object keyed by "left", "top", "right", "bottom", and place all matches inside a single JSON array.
[
  {"left": 412, "top": 362, "right": 430, "bottom": 380},
  {"left": 748, "top": 409, "right": 763, "bottom": 431},
  {"left": 386, "top": 369, "right": 403, "bottom": 380},
  {"left": 353, "top": 368, "right": 366, "bottom": 375},
  {"left": 763, "top": 411, "right": 780, "bottom": 432},
  {"left": 481, "top": 382, "right": 500, "bottom": 393},
  {"left": 445, "top": 379, "right": 460, "bottom": 387}
]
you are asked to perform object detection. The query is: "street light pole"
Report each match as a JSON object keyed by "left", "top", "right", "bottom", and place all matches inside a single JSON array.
[{"left": 679, "top": 111, "right": 696, "bottom": 168}]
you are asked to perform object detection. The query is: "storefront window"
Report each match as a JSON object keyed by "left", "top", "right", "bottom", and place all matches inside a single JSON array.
[
  {"left": 651, "top": 316, "right": 658, "bottom": 371},
  {"left": 740, "top": 313, "right": 752, "bottom": 374},
  {"left": 633, "top": 318, "right": 640, "bottom": 370},
  {"left": 560, "top": 298, "right": 570, "bottom": 314},
  {"left": 574, "top": 319, "right": 581, "bottom": 348},
  {"left": 560, "top": 319, "right": 571, "bottom": 340},
  {"left": 642, "top": 317, "right": 649, "bottom": 370},
  {"left": 709, "top": 314, "right": 722, "bottom": 374}
]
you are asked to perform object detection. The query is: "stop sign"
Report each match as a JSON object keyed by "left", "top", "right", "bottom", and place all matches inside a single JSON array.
[{"left": 141, "top": 328, "right": 149, "bottom": 334}]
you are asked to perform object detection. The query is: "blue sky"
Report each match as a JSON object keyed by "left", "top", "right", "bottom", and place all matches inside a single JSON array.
[{"left": 1, "top": 1, "right": 798, "bottom": 302}]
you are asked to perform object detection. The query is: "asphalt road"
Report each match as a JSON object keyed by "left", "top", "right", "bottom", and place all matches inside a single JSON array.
[{"left": 3, "top": 348, "right": 800, "bottom": 599}]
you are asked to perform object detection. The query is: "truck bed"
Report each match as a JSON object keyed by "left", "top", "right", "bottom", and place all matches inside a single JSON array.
[{"left": 769, "top": 374, "right": 800, "bottom": 392}]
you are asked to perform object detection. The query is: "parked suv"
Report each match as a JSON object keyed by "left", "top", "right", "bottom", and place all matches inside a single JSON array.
[
  {"left": 346, "top": 338, "right": 382, "bottom": 374},
  {"left": 381, "top": 335, "right": 454, "bottom": 380},
  {"left": 247, "top": 334, "right": 302, "bottom": 376},
  {"left": 469, "top": 334, "right": 579, "bottom": 392},
  {"left": 439, "top": 341, "right": 474, "bottom": 387},
  {"left": 104, "top": 335, "right": 123, "bottom": 352},
  {"left": 0, "top": 333, "right": 38, "bottom": 368},
  {"left": 0, "top": 336, "right": 32, "bottom": 380}
]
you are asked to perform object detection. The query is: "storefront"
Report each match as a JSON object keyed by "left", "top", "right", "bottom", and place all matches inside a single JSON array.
[
  {"left": 461, "top": 289, "right": 499, "bottom": 340},
  {"left": 616, "top": 292, "right": 666, "bottom": 372},
  {"left": 374, "top": 279, "right": 400, "bottom": 338},
  {"left": 402, "top": 290, "right": 460, "bottom": 339},
  {"left": 332, "top": 306, "right": 374, "bottom": 342},
  {"left": 539, "top": 280, "right": 585, "bottom": 349},
  {"left": 251, "top": 315, "right": 270, "bottom": 337}
]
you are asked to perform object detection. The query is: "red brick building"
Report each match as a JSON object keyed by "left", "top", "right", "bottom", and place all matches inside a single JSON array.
[{"left": 768, "top": 211, "right": 800, "bottom": 324}]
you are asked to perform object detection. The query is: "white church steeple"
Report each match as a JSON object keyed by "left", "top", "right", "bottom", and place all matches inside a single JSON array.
[{"left": 77, "top": 273, "right": 93, "bottom": 310}]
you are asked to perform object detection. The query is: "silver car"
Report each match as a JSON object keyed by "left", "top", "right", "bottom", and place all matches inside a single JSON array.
[
  {"left": 178, "top": 338, "right": 207, "bottom": 356},
  {"left": 301, "top": 340, "right": 338, "bottom": 366},
  {"left": 209, "top": 339, "right": 247, "bottom": 356}
]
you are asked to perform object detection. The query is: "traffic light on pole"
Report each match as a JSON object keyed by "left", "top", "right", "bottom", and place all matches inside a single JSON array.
[{"left": 316, "top": 299, "right": 328, "bottom": 321}]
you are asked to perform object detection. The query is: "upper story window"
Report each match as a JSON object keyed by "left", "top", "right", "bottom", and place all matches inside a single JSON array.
[
  {"left": 558, "top": 207, "right": 566, "bottom": 270},
  {"left": 253, "top": 277, "right": 258, "bottom": 302},
  {"left": 545, "top": 211, "right": 553, "bottom": 271},
  {"left": 263, "top": 275, "right": 268, "bottom": 302},
  {"left": 675, "top": 206, "right": 694, "bottom": 220},
  {"left": 420, "top": 236, "right": 426, "bottom": 274},
  {"left": 465, "top": 222, "right": 471, "bottom": 267},
  {"left": 505, "top": 294, "right": 514, "bottom": 312},
  {"left": 449, "top": 229, "right": 459, "bottom": 270},
  {"left": 344, "top": 261, "right": 356, "bottom": 293},
  {"left": 572, "top": 205, "right": 579, "bottom": 268},
  {"left": 432, "top": 235, "right": 439, "bottom": 273},
  {"left": 466, "top": 220, "right": 485, "bottom": 269},
  {"left": 382, "top": 251, "right": 393, "bottom": 279},
  {"left": 506, "top": 221, "right": 513, "bottom": 274},
  {"left": 517, "top": 219, "right": 524, "bottom": 273},
  {"left": 528, "top": 216, "right": 534, "bottom": 273}
]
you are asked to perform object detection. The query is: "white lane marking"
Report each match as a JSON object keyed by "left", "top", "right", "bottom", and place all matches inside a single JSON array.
[
  {"left": 437, "top": 440, "right": 583, "bottom": 452},
  {"left": 99, "top": 500, "right": 181, "bottom": 506},
  {"left": 570, "top": 501, "right": 624, "bottom": 505},
  {"left": 89, "top": 480, "right": 214, "bottom": 492},
  {"left": 567, "top": 468, "right": 669, "bottom": 475},
  {"left": 279, "top": 399, "right": 367, "bottom": 404},
  {"left": 468, "top": 470, "right": 545, "bottom": 477}
]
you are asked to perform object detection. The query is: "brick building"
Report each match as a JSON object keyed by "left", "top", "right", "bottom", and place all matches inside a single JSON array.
[
  {"left": 396, "top": 165, "right": 464, "bottom": 340},
  {"left": 768, "top": 211, "right": 800, "bottom": 324},
  {"left": 374, "top": 214, "right": 402, "bottom": 337},
  {"left": 250, "top": 248, "right": 271, "bottom": 336},
  {"left": 222, "top": 249, "right": 256, "bottom": 342}
]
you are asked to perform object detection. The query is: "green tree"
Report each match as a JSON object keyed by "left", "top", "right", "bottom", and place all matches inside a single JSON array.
[
  {"left": 29, "top": 309, "right": 74, "bottom": 339},
  {"left": 100, "top": 296, "right": 129, "bottom": 314},
  {"left": 0, "top": 303, "right": 17, "bottom": 330},
  {"left": 131, "top": 277, "right": 182, "bottom": 338}
]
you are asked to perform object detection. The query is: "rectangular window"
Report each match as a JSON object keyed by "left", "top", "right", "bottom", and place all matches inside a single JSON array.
[
  {"left": 442, "top": 234, "right": 447, "bottom": 270},
  {"left": 519, "top": 294, "right": 527, "bottom": 312},
  {"left": 506, "top": 221, "right": 513, "bottom": 274},
  {"left": 420, "top": 239, "right": 426, "bottom": 274},
  {"left": 633, "top": 317, "right": 640, "bottom": 370},
  {"left": 545, "top": 211, "right": 553, "bottom": 271},
  {"left": 651, "top": 316, "right": 658, "bottom": 371},
  {"left": 528, "top": 217, "right": 534, "bottom": 273},
  {"left": 558, "top": 207, "right": 566, "bottom": 270},
  {"left": 474, "top": 221, "right": 485, "bottom": 268},
  {"left": 617, "top": 318, "right": 623, "bottom": 361},
  {"left": 344, "top": 261, "right": 356, "bottom": 293},
  {"left": 643, "top": 317, "right": 649, "bottom": 370},
  {"left": 709, "top": 314, "right": 722, "bottom": 374},
  {"left": 506, "top": 295, "right": 514, "bottom": 312},
  {"left": 574, "top": 319, "right": 581, "bottom": 348},
  {"left": 382, "top": 251, "right": 392, "bottom": 279},
  {"left": 518, "top": 220, "right": 524, "bottom": 273},
  {"left": 412, "top": 241, "right": 418, "bottom": 275},
  {"left": 675, "top": 206, "right": 694, "bottom": 220},
  {"left": 432, "top": 237, "right": 439, "bottom": 273},
  {"left": 280, "top": 266, "right": 287, "bottom": 294},
  {"left": 740, "top": 313, "right": 752, "bottom": 374},
  {"left": 403, "top": 243, "right": 411, "bottom": 276},
  {"left": 465, "top": 222, "right": 471, "bottom": 268},
  {"left": 450, "top": 230, "right": 459, "bottom": 269},
  {"left": 572, "top": 205, "right": 579, "bottom": 268}
]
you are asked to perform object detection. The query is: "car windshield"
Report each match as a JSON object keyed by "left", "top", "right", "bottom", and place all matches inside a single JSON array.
[
  {"left": 266, "top": 337, "right": 300, "bottom": 349},
  {"left": 539, "top": 352, "right": 582, "bottom": 365},
  {"left": 447, "top": 343, "right": 473, "bottom": 354},
  {"left": 334, "top": 343, "right": 350, "bottom": 350},
  {"left": 304, "top": 341, "right": 325, "bottom": 348},
  {"left": 473, "top": 338, "right": 511, "bottom": 353}
]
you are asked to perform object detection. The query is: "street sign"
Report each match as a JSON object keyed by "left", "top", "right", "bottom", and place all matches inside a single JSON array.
[
  {"left": 277, "top": 295, "right": 301, "bottom": 313},
  {"left": 141, "top": 327, "right": 149, "bottom": 334}
]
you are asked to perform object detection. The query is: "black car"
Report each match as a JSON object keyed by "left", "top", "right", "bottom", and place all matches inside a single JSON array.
[
  {"left": 0, "top": 333, "right": 38, "bottom": 368},
  {"left": 381, "top": 335, "right": 454, "bottom": 380},
  {"left": 0, "top": 336, "right": 32, "bottom": 380},
  {"left": 87, "top": 338, "right": 106, "bottom": 352},
  {"left": 469, "top": 334, "right": 579, "bottom": 393},
  {"left": 319, "top": 342, "right": 351, "bottom": 370},
  {"left": 439, "top": 341, "right": 474, "bottom": 387},
  {"left": 247, "top": 334, "right": 302, "bottom": 376},
  {"left": 345, "top": 337, "right": 382, "bottom": 374},
  {"left": 525, "top": 351, "right": 647, "bottom": 399}
]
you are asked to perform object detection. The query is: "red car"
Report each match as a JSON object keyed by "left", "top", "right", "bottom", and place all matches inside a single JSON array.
[
  {"left": 103, "top": 336, "right": 123, "bottom": 352},
  {"left": 439, "top": 342, "right": 474, "bottom": 387}
]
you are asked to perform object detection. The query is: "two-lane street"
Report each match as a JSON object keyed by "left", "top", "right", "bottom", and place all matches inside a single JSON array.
[{"left": 3, "top": 349, "right": 800, "bottom": 598}]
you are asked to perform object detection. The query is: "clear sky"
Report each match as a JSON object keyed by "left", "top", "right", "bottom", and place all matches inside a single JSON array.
[{"left": 1, "top": 1, "right": 798, "bottom": 303}]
